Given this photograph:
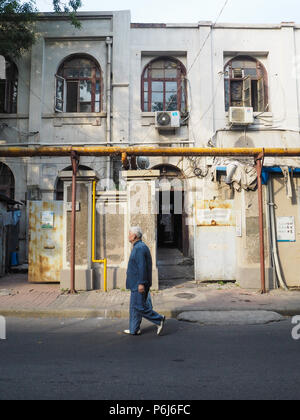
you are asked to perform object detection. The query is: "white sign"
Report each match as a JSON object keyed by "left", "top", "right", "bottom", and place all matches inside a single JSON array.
[
  {"left": 41, "top": 211, "right": 54, "bottom": 229},
  {"left": 197, "top": 208, "right": 231, "bottom": 225},
  {"left": 0, "top": 56, "right": 5, "bottom": 80},
  {"left": 66, "top": 202, "right": 80, "bottom": 212},
  {"left": 276, "top": 216, "right": 296, "bottom": 242}
]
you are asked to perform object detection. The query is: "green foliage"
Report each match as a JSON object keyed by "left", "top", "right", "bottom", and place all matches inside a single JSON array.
[
  {"left": 52, "top": 0, "right": 82, "bottom": 28},
  {"left": 0, "top": 0, "right": 37, "bottom": 57},
  {"left": 0, "top": 0, "right": 82, "bottom": 58}
]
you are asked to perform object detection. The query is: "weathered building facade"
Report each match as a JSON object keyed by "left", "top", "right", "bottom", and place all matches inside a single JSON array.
[{"left": 1, "top": 11, "right": 300, "bottom": 290}]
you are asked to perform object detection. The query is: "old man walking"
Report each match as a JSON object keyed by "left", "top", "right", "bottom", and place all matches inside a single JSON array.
[{"left": 124, "top": 226, "right": 165, "bottom": 336}]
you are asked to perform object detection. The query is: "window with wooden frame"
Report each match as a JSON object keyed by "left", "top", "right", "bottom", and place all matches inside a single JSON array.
[
  {"left": 0, "top": 58, "right": 18, "bottom": 114},
  {"left": 55, "top": 55, "right": 102, "bottom": 113},
  {"left": 141, "top": 58, "right": 187, "bottom": 113},
  {"left": 224, "top": 56, "right": 268, "bottom": 113}
]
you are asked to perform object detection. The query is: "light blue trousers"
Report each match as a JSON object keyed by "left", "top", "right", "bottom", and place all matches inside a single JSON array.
[{"left": 129, "top": 290, "right": 163, "bottom": 335}]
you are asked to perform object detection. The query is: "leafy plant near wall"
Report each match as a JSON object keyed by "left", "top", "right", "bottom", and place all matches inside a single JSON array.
[
  {"left": 0, "top": 0, "right": 82, "bottom": 58},
  {"left": 52, "top": 0, "right": 82, "bottom": 28}
]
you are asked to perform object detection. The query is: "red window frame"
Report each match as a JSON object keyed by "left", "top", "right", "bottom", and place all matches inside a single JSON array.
[
  {"left": 224, "top": 55, "right": 268, "bottom": 112},
  {"left": 141, "top": 57, "right": 187, "bottom": 113},
  {"left": 56, "top": 55, "right": 102, "bottom": 113}
]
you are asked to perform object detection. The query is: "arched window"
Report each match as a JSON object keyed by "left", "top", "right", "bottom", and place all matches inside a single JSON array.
[
  {"left": 224, "top": 56, "right": 268, "bottom": 112},
  {"left": 0, "top": 57, "right": 18, "bottom": 114},
  {"left": 0, "top": 163, "right": 15, "bottom": 199},
  {"left": 55, "top": 55, "right": 102, "bottom": 113},
  {"left": 141, "top": 58, "right": 187, "bottom": 113},
  {"left": 55, "top": 165, "right": 92, "bottom": 200}
]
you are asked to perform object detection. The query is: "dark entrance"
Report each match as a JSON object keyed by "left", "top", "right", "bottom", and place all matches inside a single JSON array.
[
  {"left": 154, "top": 164, "right": 189, "bottom": 257},
  {"left": 154, "top": 164, "right": 193, "bottom": 287},
  {"left": 157, "top": 190, "right": 183, "bottom": 252}
]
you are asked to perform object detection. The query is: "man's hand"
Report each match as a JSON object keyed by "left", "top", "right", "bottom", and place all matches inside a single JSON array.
[{"left": 138, "top": 284, "right": 145, "bottom": 293}]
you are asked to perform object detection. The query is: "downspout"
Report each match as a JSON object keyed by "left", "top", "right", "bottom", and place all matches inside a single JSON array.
[
  {"left": 255, "top": 152, "right": 266, "bottom": 294},
  {"left": 267, "top": 177, "right": 289, "bottom": 291},
  {"left": 92, "top": 180, "right": 107, "bottom": 292},
  {"left": 106, "top": 37, "right": 113, "bottom": 184},
  {"left": 69, "top": 151, "right": 80, "bottom": 294}
]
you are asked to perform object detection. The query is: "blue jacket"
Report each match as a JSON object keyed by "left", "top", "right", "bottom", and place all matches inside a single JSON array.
[{"left": 126, "top": 240, "right": 152, "bottom": 291}]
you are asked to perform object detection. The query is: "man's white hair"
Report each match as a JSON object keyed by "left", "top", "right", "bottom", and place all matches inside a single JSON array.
[{"left": 130, "top": 226, "right": 143, "bottom": 239}]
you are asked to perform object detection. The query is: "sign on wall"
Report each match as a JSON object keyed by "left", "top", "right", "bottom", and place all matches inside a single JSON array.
[
  {"left": 41, "top": 211, "right": 54, "bottom": 229},
  {"left": 276, "top": 216, "right": 296, "bottom": 242},
  {"left": 195, "top": 200, "right": 235, "bottom": 227}
]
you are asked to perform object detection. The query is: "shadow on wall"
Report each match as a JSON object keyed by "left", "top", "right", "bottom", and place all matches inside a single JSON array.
[
  {"left": 234, "top": 136, "right": 255, "bottom": 148},
  {"left": 93, "top": 266, "right": 125, "bottom": 291}
]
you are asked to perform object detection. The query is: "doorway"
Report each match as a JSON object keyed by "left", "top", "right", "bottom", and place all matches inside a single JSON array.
[
  {"left": 157, "top": 190, "right": 183, "bottom": 252},
  {"left": 154, "top": 164, "right": 193, "bottom": 286}
]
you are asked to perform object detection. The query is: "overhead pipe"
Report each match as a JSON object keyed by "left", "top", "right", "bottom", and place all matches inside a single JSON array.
[{"left": 1, "top": 146, "right": 300, "bottom": 158}]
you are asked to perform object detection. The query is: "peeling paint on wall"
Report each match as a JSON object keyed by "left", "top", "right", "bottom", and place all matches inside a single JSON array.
[
  {"left": 28, "top": 201, "right": 63, "bottom": 283},
  {"left": 195, "top": 199, "right": 235, "bottom": 227}
]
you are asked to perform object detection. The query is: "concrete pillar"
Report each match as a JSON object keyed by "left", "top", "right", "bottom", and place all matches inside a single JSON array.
[
  {"left": 28, "top": 38, "right": 45, "bottom": 142},
  {"left": 112, "top": 11, "right": 131, "bottom": 145},
  {"left": 236, "top": 188, "right": 271, "bottom": 290},
  {"left": 93, "top": 190, "right": 128, "bottom": 291},
  {"left": 280, "top": 23, "right": 299, "bottom": 131},
  {"left": 59, "top": 170, "right": 99, "bottom": 291},
  {"left": 122, "top": 170, "right": 160, "bottom": 290}
]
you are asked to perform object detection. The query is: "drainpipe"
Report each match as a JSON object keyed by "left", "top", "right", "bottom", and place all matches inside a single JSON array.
[
  {"left": 69, "top": 151, "right": 80, "bottom": 294},
  {"left": 106, "top": 37, "right": 113, "bottom": 184},
  {"left": 255, "top": 152, "right": 266, "bottom": 294},
  {"left": 267, "top": 178, "right": 289, "bottom": 291},
  {"left": 122, "top": 152, "right": 129, "bottom": 170}
]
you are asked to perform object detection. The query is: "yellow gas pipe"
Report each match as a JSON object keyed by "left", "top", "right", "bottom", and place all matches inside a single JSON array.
[{"left": 92, "top": 180, "right": 107, "bottom": 292}]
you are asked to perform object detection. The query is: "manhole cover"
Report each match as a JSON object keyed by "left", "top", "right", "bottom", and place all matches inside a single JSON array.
[{"left": 175, "top": 293, "right": 196, "bottom": 300}]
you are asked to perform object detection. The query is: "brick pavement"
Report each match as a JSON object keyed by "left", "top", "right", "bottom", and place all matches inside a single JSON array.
[{"left": 0, "top": 273, "right": 300, "bottom": 318}]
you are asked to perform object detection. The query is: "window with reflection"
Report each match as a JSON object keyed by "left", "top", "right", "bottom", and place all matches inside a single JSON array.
[
  {"left": 141, "top": 58, "right": 187, "bottom": 113},
  {"left": 0, "top": 57, "right": 18, "bottom": 114},
  {"left": 224, "top": 56, "right": 268, "bottom": 112},
  {"left": 55, "top": 55, "right": 101, "bottom": 113}
]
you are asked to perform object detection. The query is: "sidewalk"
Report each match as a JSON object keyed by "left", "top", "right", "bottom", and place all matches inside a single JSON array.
[{"left": 0, "top": 273, "right": 300, "bottom": 319}]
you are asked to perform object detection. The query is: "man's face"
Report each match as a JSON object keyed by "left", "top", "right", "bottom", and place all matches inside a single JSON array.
[{"left": 129, "top": 231, "right": 137, "bottom": 244}]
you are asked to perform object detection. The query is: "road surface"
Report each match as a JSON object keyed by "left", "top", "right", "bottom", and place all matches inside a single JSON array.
[{"left": 0, "top": 317, "right": 299, "bottom": 400}]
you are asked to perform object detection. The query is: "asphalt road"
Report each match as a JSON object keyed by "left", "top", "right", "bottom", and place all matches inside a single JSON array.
[{"left": 0, "top": 317, "right": 300, "bottom": 401}]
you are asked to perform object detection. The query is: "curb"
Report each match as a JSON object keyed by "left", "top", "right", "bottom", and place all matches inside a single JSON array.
[{"left": 0, "top": 307, "right": 299, "bottom": 319}]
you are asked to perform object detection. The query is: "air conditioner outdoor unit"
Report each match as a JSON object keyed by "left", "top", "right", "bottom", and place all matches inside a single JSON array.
[
  {"left": 155, "top": 111, "right": 181, "bottom": 130},
  {"left": 229, "top": 107, "right": 254, "bottom": 125}
]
